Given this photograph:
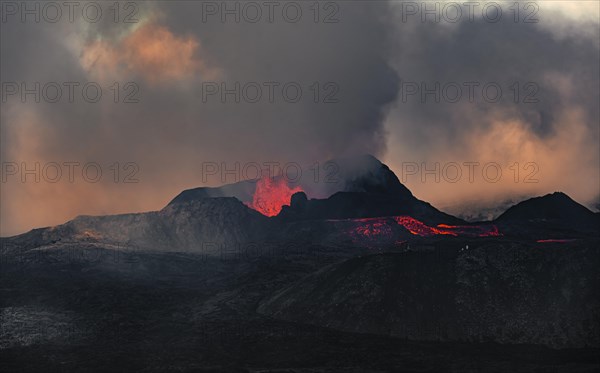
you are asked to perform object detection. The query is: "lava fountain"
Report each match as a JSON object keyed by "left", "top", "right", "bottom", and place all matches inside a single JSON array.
[{"left": 246, "top": 175, "right": 303, "bottom": 217}]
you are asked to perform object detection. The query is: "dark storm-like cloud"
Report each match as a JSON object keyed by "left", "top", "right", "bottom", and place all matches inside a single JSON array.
[
  {"left": 386, "top": 15, "right": 598, "bottom": 142},
  {"left": 2, "top": 1, "right": 400, "bottom": 161},
  {"left": 383, "top": 2, "right": 599, "bottom": 210}
]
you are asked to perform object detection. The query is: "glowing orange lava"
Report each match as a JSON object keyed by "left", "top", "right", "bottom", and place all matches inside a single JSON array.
[
  {"left": 330, "top": 216, "right": 501, "bottom": 243},
  {"left": 353, "top": 221, "right": 393, "bottom": 238},
  {"left": 246, "top": 176, "right": 303, "bottom": 217},
  {"left": 393, "top": 216, "right": 458, "bottom": 236},
  {"left": 536, "top": 239, "right": 576, "bottom": 243}
]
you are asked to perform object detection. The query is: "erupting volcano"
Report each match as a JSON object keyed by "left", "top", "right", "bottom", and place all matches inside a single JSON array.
[{"left": 246, "top": 175, "right": 303, "bottom": 217}]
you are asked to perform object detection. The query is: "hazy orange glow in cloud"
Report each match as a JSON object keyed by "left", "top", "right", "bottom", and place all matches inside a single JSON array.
[
  {"left": 80, "top": 22, "right": 217, "bottom": 84},
  {"left": 385, "top": 106, "right": 599, "bottom": 214}
]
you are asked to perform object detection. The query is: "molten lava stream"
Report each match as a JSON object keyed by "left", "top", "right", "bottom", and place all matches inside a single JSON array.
[
  {"left": 342, "top": 216, "right": 501, "bottom": 240},
  {"left": 245, "top": 175, "right": 303, "bottom": 217},
  {"left": 536, "top": 239, "right": 576, "bottom": 243}
]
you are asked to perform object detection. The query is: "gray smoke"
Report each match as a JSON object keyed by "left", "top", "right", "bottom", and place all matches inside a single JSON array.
[{"left": 0, "top": 1, "right": 399, "bottom": 235}]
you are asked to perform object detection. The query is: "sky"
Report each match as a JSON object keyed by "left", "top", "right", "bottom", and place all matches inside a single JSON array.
[{"left": 1, "top": 0, "right": 599, "bottom": 236}]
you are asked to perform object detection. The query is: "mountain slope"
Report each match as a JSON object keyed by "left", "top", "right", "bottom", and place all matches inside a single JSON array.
[
  {"left": 259, "top": 243, "right": 600, "bottom": 348},
  {"left": 495, "top": 192, "right": 599, "bottom": 235},
  {"left": 277, "top": 155, "right": 464, "bottom": 225},
  {"left": 168, "top": 180, "right": 257, "bottom": 206},
  {"left": 3, "top": 198, "right": 271, "bottom": 253}
]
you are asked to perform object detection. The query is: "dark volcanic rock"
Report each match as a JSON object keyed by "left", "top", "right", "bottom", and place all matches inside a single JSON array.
[
  {"left": 496, "top": 192, "right": 600, "bottom": 236},
  {"left": 3, "top": 157, "right": 600, "bottom": 372},
  {"left": 278, "top": 191, "right": 463, "bottom": 225},
  {"left": 258, "top": 241, "right": 600, "bottom": 348},
  {"left": 332, "top": 154, "right": 414, "bottom": 197},
  {"left": 290, "top": 191, "right": 308, "bottom": 209},
  {"left": 167, "top": 180, "right": 257, "bottom": 206},
  {"left": 3, "top": 198, "right": 271, "bottom": 253},
  {"left": 278, "top": 156, "right": 462, "bottom": 225}
]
